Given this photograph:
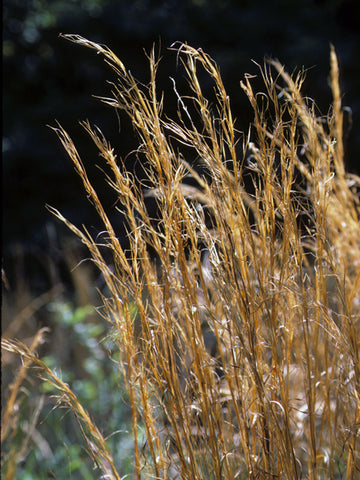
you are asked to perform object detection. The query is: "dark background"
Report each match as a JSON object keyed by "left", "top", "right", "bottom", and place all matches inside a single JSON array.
[{"left": 3, "top": 0, "right": 360, "bottom": 292}]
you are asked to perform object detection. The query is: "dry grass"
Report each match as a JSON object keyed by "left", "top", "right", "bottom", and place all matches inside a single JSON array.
[
  {"left": 1, "top": 328, "right": 48, "bottom": 480},
  {"left": 2, "top": 36, "right": 360, "bottom": 479}
]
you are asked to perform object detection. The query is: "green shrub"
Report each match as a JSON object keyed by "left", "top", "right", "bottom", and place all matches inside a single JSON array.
[{"left": 2, "top": 302, "right": 134, "bottom": 479}]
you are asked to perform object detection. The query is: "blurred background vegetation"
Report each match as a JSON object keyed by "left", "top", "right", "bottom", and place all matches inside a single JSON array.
[
  {"left": 3, "top": 0, "right": 360, "bottom": 258},
  {"left": 2, "top": 0, "right": 360, "bottom": 477}
]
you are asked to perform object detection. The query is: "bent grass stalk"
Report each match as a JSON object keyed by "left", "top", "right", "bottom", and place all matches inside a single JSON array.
[
  {"left": 2, "top": 37, "right": 359, "bottom": 479},
  {"left": 2, "top": 335, "right": 122, "bottom": 480}
]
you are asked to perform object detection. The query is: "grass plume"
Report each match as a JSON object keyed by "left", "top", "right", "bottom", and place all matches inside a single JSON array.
[{"left": 3, "top": 36, "right": 360, "bottom": 479}]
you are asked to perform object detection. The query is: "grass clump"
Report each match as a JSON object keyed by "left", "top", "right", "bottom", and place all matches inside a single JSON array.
[{"left": 3, "top": 36, "right": 360, "bottom": 479}]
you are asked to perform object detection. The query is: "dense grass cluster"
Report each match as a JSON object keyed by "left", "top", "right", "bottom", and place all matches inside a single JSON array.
[{"left": 2, "top": 36, "right": 360, "bottom": 479}]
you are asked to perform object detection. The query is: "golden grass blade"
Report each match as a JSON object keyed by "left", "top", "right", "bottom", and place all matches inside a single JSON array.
[{"left": 8, "top": 36, "right": 359, "bottom": 479}]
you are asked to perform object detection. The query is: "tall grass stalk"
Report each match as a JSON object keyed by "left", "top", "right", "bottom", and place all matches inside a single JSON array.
[{"left": 3, "top": 36, "right": 359, "bottom": 479}]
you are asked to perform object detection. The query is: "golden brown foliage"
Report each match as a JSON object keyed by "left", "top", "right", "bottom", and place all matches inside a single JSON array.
[{"left": 3, "top": 37, "right": 360, "bottom": 479}]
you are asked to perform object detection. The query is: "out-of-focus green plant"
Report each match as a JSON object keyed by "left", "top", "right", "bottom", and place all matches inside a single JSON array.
[{"left": 2, "top": 301, "right": 135, "bottom": 479}]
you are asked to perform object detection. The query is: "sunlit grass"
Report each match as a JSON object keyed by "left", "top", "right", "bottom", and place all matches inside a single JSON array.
[{"left": 2, "top": 36, "right": 360, "bottom": 479}]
